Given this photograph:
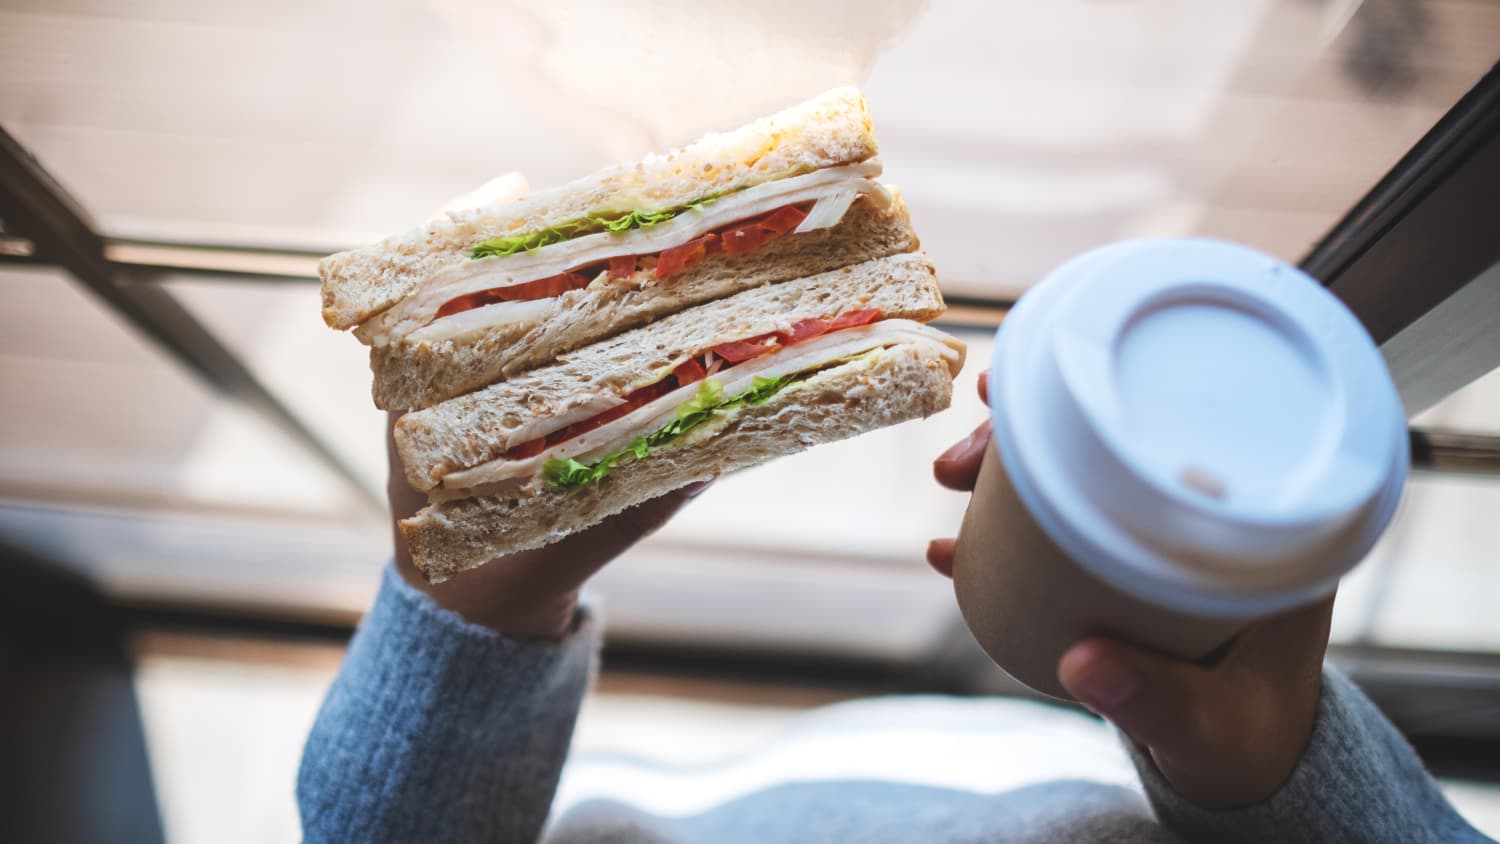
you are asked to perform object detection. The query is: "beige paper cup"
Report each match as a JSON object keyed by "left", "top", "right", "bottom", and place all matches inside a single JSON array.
[
  {"left": 954, "top": 442, "right": 1246, "bottom": 700},
  {"left": 951, "top": 239, "right": 1408, "bottom": 701}
]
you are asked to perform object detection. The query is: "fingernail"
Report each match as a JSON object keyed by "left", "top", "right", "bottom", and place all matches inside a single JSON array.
[
  {"left": 678, "top": 480, "right": 712, "bottom": 498},
  {"left": 937, "top": 425, "right": 986, "bottom": 464},
  {"left": 1073, "top": 659, "right": 1142, "bottom": 710},
  {"left": 925, "top": 539, "right": 956, "bottom": 577}
]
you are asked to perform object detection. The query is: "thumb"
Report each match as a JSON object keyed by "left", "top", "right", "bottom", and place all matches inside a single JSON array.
[
  {"left": 1058, "top": 637, "right": 1206, "bottom": 752},
  {"left": 1058, "top": 628, "right": 1323, "bottom": 809},
  {"left": 1059, "top": 637, "right": 1258, "bottom": 807}
]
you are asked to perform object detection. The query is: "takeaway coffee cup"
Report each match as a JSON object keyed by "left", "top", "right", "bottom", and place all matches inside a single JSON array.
[{"left": 952, "top": 238, "right": 1408, "bottom": 700}]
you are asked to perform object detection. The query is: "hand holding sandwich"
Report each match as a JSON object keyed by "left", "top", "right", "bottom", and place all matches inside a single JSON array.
[
  {"left": 389, "top": 410, "right": 709, "bottom": 639},
  {"left": 928, "top": 373, "right": 1330, "bottom": 810},
  {"left": 384, "top": 171, "right": 710, "bottom": 638}
]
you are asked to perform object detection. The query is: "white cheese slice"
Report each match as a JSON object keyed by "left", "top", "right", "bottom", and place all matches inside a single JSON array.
[
  {"left": 400, "top": 297, "right": 554, "bottom": 345},
  {"left": 357, "top": 162, "right": 889, "bottom": 347},
  {"left": 794, "top": 188, "right": 859, "bottom": 233},
  {"left": 436, "top": 320, "right": 963, "bottom": 494}
]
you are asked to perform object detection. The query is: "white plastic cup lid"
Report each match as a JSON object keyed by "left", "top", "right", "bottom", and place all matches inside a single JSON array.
[{"left": 990, "top": 238, "right": 1408, "bottom": 618}]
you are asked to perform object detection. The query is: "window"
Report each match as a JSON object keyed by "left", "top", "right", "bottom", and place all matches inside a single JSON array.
[{"left": 2, "top": 0, "right": 1497, "bottom": 659}]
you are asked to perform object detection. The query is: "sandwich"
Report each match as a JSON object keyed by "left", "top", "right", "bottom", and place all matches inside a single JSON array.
[
  {"left": 319, "top": 86, "right": 966, "bottom": 582},
  {"left": 320, "top": 87, "right": 921, "bottom": 411},
  {"left": 396, "top": 253, "right": 964, "bottom": 582}
]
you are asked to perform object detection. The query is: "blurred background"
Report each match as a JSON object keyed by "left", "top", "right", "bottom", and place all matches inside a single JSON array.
[{"left": 1, "top": 0, "right": 1498, "bottom": 840}]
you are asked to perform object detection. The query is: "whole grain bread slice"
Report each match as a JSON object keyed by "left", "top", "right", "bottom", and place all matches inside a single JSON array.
[
  {"left": 401, "top": 341, "right": 955, "bottom": 582},
  {"left": 321, "top": 87, "right": 876, "bottom": 330}
]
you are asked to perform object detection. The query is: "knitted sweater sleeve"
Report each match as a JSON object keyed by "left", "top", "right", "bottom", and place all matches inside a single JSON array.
[
  {"left": 1129, "top": 667, "right": 1493, "bottom": 843},
  {"left": 297, "top": 564, "right": 597, "bottom": 844}
]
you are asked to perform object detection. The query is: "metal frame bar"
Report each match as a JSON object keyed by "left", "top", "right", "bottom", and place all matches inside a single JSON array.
[
  {"left": 0, "top": 234, "right": 324, "bottom": 284},
  {"left": 0, "top": 127, "right": 383, "bottom": 514},
  {"left": 1300, "top": 61, "right": 1500, "bottom": 416},
  {"left": 1410, "top": 429, "right": 1500, "bottom": 477}
]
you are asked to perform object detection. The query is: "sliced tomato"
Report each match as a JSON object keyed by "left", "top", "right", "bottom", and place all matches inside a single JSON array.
[
  {"left": 673, "top": 357, "right": 708, "bottom": 386},
  {"left": 655, "top": 233, "right": 719, "bottom": 280},
  {"left": 712, "top": 335, "right": 779, "bottom": 363},
  {"left": 546, "top": 404, "right": 628, "bottom": 447},
  {"left": 434, "top": 291, "right": 492, "bottom": 319},
  {"left": 435, "top": 271, "right": 591, "bottom": 318},
  {"left": 779, "top": 317, "right": 829, "bottom": 345},
  {"left": 608, "top": 255, "right": 637, "bottom": 279},
  {"left": 826, "top": 307, "right": 881, "bottom": 331},
  {"left": 439, "top": 200, "right": 831, "bottom": 320},
  {"left": 758, "top": 203, "right": 811, "bottom": 236},
  {"left": 534, "top": 272, "right": 590, "bottom": 299},
  {"left": 438, "top": 202, "right": 824, "bottom": 320},
  {"left": 505, "top": 438, "right": 547, "bottom": 460},
  {"left": 719, "top": 221, "right": 767, "bottom": 257}
]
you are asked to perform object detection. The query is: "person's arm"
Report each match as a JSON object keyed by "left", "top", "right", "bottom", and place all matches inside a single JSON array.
[
  {"left": 297, "top": 564, "right": 598, "bottom": 843},
  {"left": 298, "top": 406, "right": 709, "bottom": 843},
  {"left": 928, "top": 372, "right": 1491, "bottom": 843}
]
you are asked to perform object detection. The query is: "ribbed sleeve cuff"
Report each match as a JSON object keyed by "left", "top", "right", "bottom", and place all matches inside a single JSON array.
[
  {"left": 298, "top": 563, "right": 599, "bottom": 843},
  {"left": 1129, "top": 667, "right": 1488, "bottom": 844},
  {"left": 343, "top": 564, "right": 597, "bottom": 711}
]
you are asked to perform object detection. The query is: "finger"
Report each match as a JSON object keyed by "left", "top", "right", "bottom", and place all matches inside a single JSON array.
[
  {"left": 977, "top": 370, "right": 989, "bottom": 404},
  {"left": 925, "top": 538, "right": 956, "bottom": 578},
  {"left": 1058, "top": 638, "right": 1200, "bottom": 750},
  {"left": 934, "top": 420, "right": 992, "bottom": 491},
  {"left": 1057, "top": 633, "right": 1313, "bottom": 809}
]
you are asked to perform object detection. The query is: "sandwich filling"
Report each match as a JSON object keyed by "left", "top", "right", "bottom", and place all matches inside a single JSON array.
[
  {"left": 432, "top": 316, "right": 963, "bottom": 497},
  {"left": 357, "top": 162, "right": 890, "bottom": 347},
  {"left": 431, "top": 202, "right": 814, "bottom": 320}
]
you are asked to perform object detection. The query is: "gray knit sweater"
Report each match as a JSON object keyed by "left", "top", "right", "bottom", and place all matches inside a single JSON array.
[{"left": 298, "top": 565, "right": 1492, "bottom": 843}]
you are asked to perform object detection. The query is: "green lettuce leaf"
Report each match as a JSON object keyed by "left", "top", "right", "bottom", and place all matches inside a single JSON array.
[
  {"left": 722, "top": 374, "right": 796, "bottom": 409},
  {"left": 542, "top": 435, "right": 651, "bottom": 487},
  {"left": 675, "top": 378, "right": 723, "bottom": 419},
  {"left": 541, "top": 456, "right": 597, "bottom": 487},
  {"left": 470, "top": 197, "right": 716, "bottom": 260},
  {"left": 541, "top": 375, "right": 800, "bottom": 489},
  {"left": 469, "top": 220, "right": 593, "bottom": 258},
  {"left": 597, "top": 201, "right": 710, "bottom": 233}
]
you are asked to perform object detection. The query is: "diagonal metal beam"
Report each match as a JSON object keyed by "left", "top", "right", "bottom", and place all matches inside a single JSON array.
[
  {"left": 0, "top": 126, "right": 384, "bottom": 515},
  {"left": 1408, "top": 429, "right": 1500, "bottom": 478},
  {"left": 1300, "top": 61, "right": 1500, "bottom": 416}
]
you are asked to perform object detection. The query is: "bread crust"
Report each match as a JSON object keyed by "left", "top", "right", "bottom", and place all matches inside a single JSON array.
[
  {"left": 321, "top": 87, "right": 876, "bottom": 330},
  {"left": 400, "top": 342, "right": 956, "bottom": 582},
  {"left": 395, "top": 252, "right": 946, "bottom": 491},
  {"left": 369, "top": 194, "right": 918, "bottom": 410}
]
